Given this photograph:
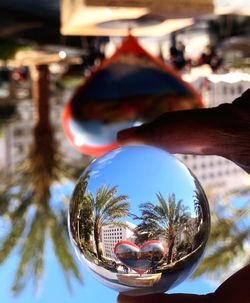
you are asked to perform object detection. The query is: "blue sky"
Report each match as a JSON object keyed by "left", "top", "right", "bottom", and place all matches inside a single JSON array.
[
  {"left": 87, "top": 146, "right": 201, "bottom": 218},
  {"left": 0, "top": 244, "right": 215, "bottom": 303}
]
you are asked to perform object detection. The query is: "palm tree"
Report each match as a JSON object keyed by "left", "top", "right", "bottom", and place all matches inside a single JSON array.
[
  {"left": 0, "top": 186, "right": 83, "bottom": 294},
  {"left": 193, "top": 197, "right": 250, "bottom": 280},
  {"left": 69, "top": 171, "right": 91, "bottom": 244},
  {"left": 134, "top": 193, "right": 190, "bottom": 264},
  {"left": 68, "top": 171, "right": 95, "bottom": 251},
  {"left": 87, "top": 185, "right": 130, "bottom": 260},
  {"left": 0, "top": 64, "right": 86, "bottom": 295}
]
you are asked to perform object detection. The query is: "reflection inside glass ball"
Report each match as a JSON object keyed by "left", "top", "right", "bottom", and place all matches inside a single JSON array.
[{"left": 68, "top": 146, "right": 210, "bottom": 295}]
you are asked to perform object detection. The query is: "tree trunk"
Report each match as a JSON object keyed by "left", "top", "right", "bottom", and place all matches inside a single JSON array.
[
  {"left": 167, "top": 239, "right": 175, "bottom": 264},
  {"left": 167, "top": 230, "right": 176, "bottom": 264},
  {"left": 94, "top": 220, "right": 102, "bottom": 260},
  {"left": 31, "top": 64, "right": 54, "bottom": 155},
  {"left": 30, "top": 64, "right": 55, "bottom": 204}
]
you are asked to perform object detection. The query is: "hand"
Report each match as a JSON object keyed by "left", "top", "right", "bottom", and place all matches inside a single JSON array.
[
  {"left": 117, "top": 90, "right": 250, "bottom": 302},
  {"left": 117, "top": 89, "right": 250, "bottom": 173}
]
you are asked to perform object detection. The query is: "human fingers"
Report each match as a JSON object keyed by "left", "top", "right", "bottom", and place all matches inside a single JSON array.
[
  {"left": 117, "top": 107, "right": 223, "bottom": 156},
  {"left": 117, "top": 91, "right": 250, "bottom": 173}
]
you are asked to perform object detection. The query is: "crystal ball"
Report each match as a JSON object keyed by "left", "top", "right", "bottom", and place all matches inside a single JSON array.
[{"left": 68, "top": 146, "right": 210, "bottom": 295}]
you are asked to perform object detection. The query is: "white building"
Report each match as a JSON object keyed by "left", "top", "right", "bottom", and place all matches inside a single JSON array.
[
  {"left": 176, "top": 154, "right": 249, "bottom": 199},
  {"left": 101, "top": 222, "right": 136, "bottom": 259},
  {"left": 189, "top": 72, "right": 250, "bottom": 107},
  {"left": 177, "top": 72, "right": 250, "bottom": 198}
]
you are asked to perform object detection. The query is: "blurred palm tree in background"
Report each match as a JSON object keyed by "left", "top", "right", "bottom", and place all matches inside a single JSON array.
[
  {"left": 0, "top": 64, "right": 87, "bottom": 295},
  {"left": 193, "top": 190, "right": 250, "bottom": 281}
]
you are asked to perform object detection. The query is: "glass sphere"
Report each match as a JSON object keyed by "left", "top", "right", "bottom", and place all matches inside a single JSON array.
[
  {"left": 68, "top": 146, "right": 210, "bottom": 295},
  {"left": 63, "top": 102, "right": 141, "bottom": 156}
]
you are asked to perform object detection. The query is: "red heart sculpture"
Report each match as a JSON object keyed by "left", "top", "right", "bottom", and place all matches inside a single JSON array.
[{"left": 114, "top": 240, "right": 166, "bottom": 275}]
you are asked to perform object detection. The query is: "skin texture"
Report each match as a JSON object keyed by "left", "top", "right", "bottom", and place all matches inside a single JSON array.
[{"left": 117, "top": 89, "right": 250, "bottom": 303}]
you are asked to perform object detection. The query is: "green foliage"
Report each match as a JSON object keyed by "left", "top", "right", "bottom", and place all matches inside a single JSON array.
[
  {"left": 193, "top": 199, "right": 250, "bottom": 279},
  {"left": 0, "top": 186, "right": 83, "bottom": 295},
  {"left": 49, "top": 209, "right": 82, "bottom": 289},
  {"left": 82, "top": 184, "right": 130, "bottom": 259},
  {"left": 79, "top": 200, "right": 94, "bottom": 244},
  {"left": 91, "top": 185, "right": 130, "bottom": 226},
  {"left": 134, "top": 193, "right": 190, "bottom": 263},
  {"left": 11, "top": 210, "right": 45, "bottom": 293},
  {"left": 0, "top": 72, "right": 86, "bottom": 295},
  {"left": 134, "top": 193, "right": 190, "bottom": 243}
]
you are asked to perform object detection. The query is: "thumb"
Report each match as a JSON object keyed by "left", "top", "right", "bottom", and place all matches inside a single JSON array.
[
  {"left": 117, "top": 108, "right": 221, "bottom": 155},
  {"left": 117, "top": 122, "right": 156, "bottom": 146},
  {"left": 117, "top": 100, "right": 250, "bottom": 173}
]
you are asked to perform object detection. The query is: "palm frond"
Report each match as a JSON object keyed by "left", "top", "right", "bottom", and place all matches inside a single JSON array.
[
  {"left": 0, "top": 197, "right": 30, "bottom": 264},
  {"left": 32, "top": 212, "right": 46, "bottom": 291},
  {"left": 48, "top": 210, "right": 83, "bottom": 288},
  {"left": 193, "top": 226, "right": 250, "bottom": 277},
  {"left": 95, "top": 185, "right": 118, "bottom": 214},
  {"left": 0, "top": 219, "right": 26, "bottom": 265},
  {"left": 11, "top": 210, "right": 43, "bottom": 295}
]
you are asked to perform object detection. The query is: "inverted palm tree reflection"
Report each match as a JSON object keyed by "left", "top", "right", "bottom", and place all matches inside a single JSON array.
[{"left": 0, "top": 65, "right": 84, "bottom": 295}]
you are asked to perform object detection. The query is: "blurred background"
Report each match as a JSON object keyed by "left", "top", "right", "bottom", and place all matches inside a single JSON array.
[{"left": 0, "top": 0, "right": 250, "bottom": 302}]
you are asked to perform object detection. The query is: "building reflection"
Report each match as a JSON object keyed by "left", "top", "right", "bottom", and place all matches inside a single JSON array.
[{"left": 69, "top": 165, "right": 210, "bottom": 292}]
